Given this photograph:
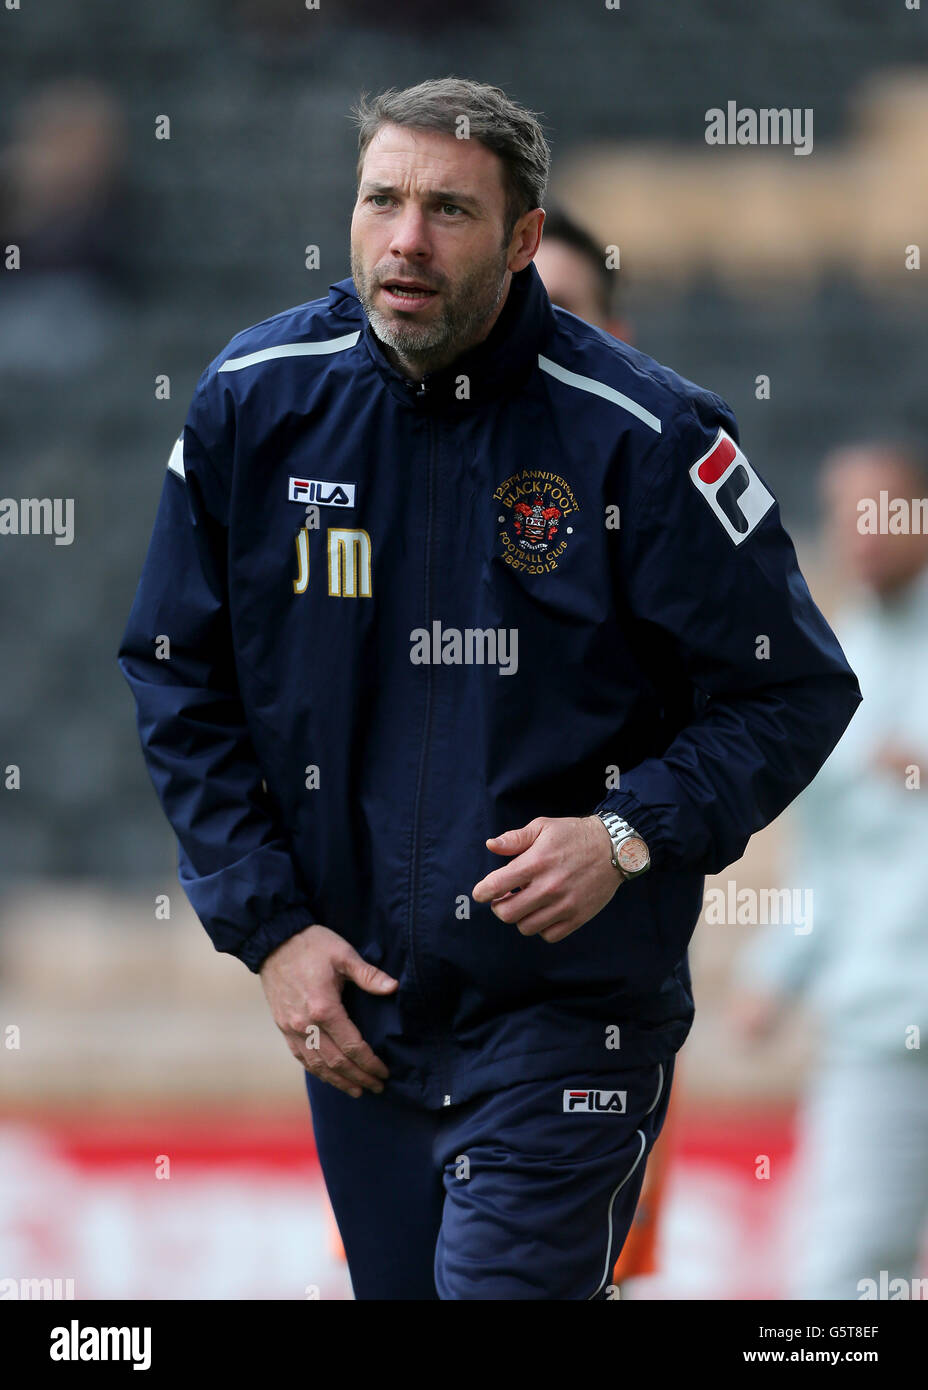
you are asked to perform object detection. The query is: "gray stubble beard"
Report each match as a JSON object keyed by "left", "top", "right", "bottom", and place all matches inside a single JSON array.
[{"left": 350, "top": 243, "right": 510, "bottom": 375}]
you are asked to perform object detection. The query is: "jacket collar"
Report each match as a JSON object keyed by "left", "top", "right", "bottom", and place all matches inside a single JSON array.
[{"left": 332, "top": 260, "right": 554, "bottom": 411}]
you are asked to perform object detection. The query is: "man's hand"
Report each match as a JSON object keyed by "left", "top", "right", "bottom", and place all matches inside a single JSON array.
[
  {"left": 472, "top": 816, "right": 622, "bottom": 944},
  {"left": 259, "top": 924, "right": 398, "bottom": 1098}
]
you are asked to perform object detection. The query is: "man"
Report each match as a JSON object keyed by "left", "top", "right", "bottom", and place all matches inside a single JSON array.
[
  {"left": 118, "top": 77, "right": 861, "bottom": 1300},
  {"left": 732, "top": 441, "right": 928, "bottom": 1299}
]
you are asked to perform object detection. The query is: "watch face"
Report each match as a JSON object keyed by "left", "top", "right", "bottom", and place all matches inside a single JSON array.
[{"left": 617, "top": 837, "right": 649, "bottom": 874}]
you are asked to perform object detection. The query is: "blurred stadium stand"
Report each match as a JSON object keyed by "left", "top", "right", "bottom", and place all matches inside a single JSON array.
[{"left": 0, "top": 0, "right": 925, "bottom": 883}]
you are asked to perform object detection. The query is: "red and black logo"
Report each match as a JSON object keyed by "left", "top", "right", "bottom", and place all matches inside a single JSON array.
[{"left": 688, "top": 429, "right": 774, "bottom": 546}]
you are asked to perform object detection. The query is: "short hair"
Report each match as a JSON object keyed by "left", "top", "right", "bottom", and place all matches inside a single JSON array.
[
  {"left": 541, "top": 205, "right": 616, "bottom": 319},
  {"left": 351, "top": 77, "right": 550, "bottom": 241}
]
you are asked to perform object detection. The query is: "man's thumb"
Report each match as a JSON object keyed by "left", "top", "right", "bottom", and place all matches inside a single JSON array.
[
  {"left": 342, "top": 949, "right": 399, "bottom": 994},
  {"left": 486, "top": 821, "right": 538, "bottom": 856}
]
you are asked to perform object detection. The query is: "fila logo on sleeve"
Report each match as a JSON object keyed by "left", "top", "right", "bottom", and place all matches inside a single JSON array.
[
  {"left": 563, "top": 1089, "right": 627, "bottom": 1113},
  {"left": 688, "top": 428, "right": 774, "bottom": 545}
]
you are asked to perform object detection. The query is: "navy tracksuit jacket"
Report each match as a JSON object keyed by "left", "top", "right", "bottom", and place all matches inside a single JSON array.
[{"left": 119, "top": 261, "right": 861, "bottom": 1295}]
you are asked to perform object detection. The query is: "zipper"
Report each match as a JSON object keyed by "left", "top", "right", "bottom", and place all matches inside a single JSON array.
[
  {"left": 405, "top": 374, "right": 450, "bottom": 1103},
  {"left": 405, "top": 380, "right": 436, "bottom": 1018}
]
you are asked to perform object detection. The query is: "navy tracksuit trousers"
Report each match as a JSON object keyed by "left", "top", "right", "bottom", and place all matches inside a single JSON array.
[{"left": 306, "top": 1055, "right": 675, "bottom": 1300}]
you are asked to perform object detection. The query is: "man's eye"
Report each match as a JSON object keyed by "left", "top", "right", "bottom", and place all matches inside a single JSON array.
[
  {"left": 369, "top": 195, "right": 392, "bottom": 208},
  {"left": 440, "top": 203, "right": 463, "bottom": 216}
]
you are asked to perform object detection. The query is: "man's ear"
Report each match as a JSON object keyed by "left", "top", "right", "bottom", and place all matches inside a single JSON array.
[{"left": 508, "top": 208, "right": 545, "bottom": 272}]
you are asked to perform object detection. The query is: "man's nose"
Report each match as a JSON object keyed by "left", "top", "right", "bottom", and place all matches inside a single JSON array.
[{"left": 388, "top": 205, "right": 432, "bottom": 261}]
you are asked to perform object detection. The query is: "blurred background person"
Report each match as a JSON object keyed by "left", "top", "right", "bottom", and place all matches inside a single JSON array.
[
  {"left": 533, "top": 205, "right": 632, "bottom": 344},
  {"left": 731, "top": 440, "right": 928, "bottom": 1299},
  {"left": 0, "top": 78, "right": 133, "bottom": 373}
]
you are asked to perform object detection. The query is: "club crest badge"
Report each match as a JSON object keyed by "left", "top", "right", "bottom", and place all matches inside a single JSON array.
[{"left": 493, "top": 469, "right": 579, "bottom": 574}]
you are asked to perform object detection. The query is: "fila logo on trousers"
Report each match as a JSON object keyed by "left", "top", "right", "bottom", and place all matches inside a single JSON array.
[
  {"left": 563, "top": 1089, "right": 627, "bottom": 1113},
  {"left": 288, "top": 476, "right": 356, "bottom": 507},
  {"left": 688, "top": 428, "right": 774, "bottom": 545}
]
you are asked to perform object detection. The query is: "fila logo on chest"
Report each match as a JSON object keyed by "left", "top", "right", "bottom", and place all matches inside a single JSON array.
[{"left": 288, "top": 476, "right": 356, "bottom": 508}]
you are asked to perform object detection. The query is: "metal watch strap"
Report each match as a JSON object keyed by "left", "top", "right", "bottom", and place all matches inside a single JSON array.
[{"left": 595, "top": 811, "right": 649, "bottom": 878}]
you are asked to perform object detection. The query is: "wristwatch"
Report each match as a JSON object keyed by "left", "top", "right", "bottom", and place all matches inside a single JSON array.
[{"left": 594, "top": 811, "right": 651, "bottom": 880}]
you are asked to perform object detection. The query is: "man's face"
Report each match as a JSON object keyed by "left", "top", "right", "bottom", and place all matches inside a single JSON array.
[
  {"left": 533, "top": 238, "right": 605, "bottom": 326},
  {"left": 822, "top": 448, "right": 928, "bottom": 596},
  {"left": 533, "top": 236, "right": 632, "bottom": 343},
  {"left": 350, "top": 123, "right": 519, "bottom": 375}
]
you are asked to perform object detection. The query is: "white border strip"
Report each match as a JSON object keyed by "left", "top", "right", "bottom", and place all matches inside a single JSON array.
[
  {"left": 166, "top": 434, "right": 185, "bottom": 479},
  {"left": 218, "top": 332, "right": 360, "bottom": 373},
  {"left": 645, "top": 1062, "right": 664, "bottom": 1115},
  {"left": 588, "top": 1062, "right": 666, "bottom": 1299},
  {"left": 588, "top": 1129, "right": 648, "bottom": 1300},
  {"left": 538, "top": 354, "right": 662, "bottom": 434}
]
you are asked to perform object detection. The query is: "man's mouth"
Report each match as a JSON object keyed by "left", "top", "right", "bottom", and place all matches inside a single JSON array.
[{"left": 380, "top": 281, "right": 439, "bottom": 308}]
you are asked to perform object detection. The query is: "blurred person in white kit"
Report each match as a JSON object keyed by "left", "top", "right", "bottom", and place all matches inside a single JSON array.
[{"left": 732, "top": 441, "right": 928, "bottom": 1300}]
